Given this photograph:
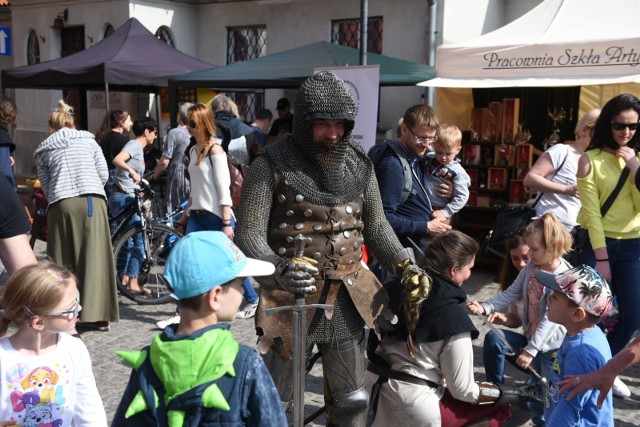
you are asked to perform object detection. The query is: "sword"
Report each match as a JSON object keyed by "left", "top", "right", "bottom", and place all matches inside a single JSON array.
[
  {"left": 475, "top": 310, "right": 548, "bottom": 386},
  {"left": 266, "top": 234, "right": 333, "bottom": 427}
]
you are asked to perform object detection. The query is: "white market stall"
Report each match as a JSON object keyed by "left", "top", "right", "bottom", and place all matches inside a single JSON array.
[{"left": 420, "top": 0, "right": 640, "bottom": 124}]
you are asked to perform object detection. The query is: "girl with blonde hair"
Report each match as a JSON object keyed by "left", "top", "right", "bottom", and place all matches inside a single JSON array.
[
  {"left": 0, "top": 261, "right": 106, "bottom": 425},
  {"left": 468, "top": 212, "right": 572, "bottom": 425}
]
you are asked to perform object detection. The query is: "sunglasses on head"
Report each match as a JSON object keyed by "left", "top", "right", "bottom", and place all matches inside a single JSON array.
[
  {"left": 611, "top": 121, "right": 639, "bottom": 131},
  {"left": 189, "top": 120, "right": 197, "bottom": 129}
]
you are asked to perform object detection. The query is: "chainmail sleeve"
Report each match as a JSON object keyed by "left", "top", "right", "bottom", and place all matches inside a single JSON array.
[
  {"left": 362, "top": 171, "right": 405, "bottom": 267},
  {"left": 235, "top": 155, "right": 279, "bottom": 265}
]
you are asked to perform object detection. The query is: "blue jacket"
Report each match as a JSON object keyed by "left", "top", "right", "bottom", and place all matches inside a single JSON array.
[
  {"left": 111, "top": 324, "right": 286, "bottom": 427},
  {"left": 373, "top": 141, "right": 432, "bottom": 247}
]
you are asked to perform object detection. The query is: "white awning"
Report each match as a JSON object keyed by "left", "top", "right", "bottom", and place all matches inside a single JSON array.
[{"left": 420, "top": 0, "right": 640, "bottom": 88}]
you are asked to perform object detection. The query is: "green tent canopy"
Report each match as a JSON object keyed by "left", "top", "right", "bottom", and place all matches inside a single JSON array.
[{"left": 168, "top": 41, "right": 435, "bottom": 89}]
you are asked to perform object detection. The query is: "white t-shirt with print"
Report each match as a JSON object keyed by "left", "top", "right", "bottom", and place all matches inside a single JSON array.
[{"left": 0, "top": 333, "right": 106, "bottom": 426}]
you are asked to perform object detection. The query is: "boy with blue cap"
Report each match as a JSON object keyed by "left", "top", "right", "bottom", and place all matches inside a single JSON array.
[
  {"left": 535, "top": 265, "right": 614, "bottom": 426},
  {"left": 112, "top": 231, "right": 286, "bottom": 426}
]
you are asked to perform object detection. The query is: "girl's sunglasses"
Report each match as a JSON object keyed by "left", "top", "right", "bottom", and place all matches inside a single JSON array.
[{"left": 43, "top": 290, "right": 80, "bottom": 320}]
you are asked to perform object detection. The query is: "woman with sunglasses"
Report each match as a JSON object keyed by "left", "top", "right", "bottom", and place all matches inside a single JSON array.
[
  {"left": 174, "top": 103, "right": 233, "bottom": 238},
  {"left": 0, "top": 261, "right": 107, "bottom": 426},
  {"left": 577, "top": 93, "right": 640, "bottom": 359},
  {"left": 160, "top": 104, "right": 243, "bottom": 329}
]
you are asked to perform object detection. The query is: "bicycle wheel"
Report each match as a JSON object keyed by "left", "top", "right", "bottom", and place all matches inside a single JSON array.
[{"left": 113, "top": 223, "right": 182, "bottom": 304}]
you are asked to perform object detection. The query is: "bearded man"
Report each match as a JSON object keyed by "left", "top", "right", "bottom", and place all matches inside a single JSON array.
[{"left": 235, "top": 71, "right": 428, "bottom": 426}]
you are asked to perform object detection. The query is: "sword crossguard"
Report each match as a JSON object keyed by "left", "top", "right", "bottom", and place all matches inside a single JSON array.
[
  {"left": 292, "top": 234, "right": 312, "bottom": 258},
  {"left": 266, "top": 303, "right": 333, "bottom": 317}
]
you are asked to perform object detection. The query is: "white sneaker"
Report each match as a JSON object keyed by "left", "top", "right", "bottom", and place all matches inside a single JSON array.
[
  {"left": 236, "top": 302, "right": 258, "bottom": 319},
  {"left": 155, "top": 314, "right": 180, "bottom": 329},
  {"left": 613, "top": 376, "right": 631, "bottom": 398}
]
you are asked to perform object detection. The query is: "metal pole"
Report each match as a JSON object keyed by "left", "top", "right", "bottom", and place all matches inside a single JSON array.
[
  {"left": 169, "top": 83, "right": 178, "bottom": 129},
  {"left": 360, "top": 0, "right": 368, "bottom": 65},
  {"left": 105, "top": 82, "right": 110, "bottom": 112},
  {"left": 425, "top": 0, "right": 437, "bottom": 107}
]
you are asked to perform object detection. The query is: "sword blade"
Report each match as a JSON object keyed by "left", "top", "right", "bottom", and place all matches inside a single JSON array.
[
  {"left": 474, "top": 311, "right": 546, "bottom": 383},
  {"left": 475, "top": 311, "right": 517, "bottom": 356}
]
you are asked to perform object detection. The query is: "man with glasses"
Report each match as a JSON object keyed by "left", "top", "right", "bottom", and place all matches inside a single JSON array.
[{"left": 370, "top": 104, "right": 453, "bottom": 261}]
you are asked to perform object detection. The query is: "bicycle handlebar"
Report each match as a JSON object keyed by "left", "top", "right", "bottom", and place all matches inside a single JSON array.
[{"left": 137, "top": 178, "right": 156, "bottom": 199}]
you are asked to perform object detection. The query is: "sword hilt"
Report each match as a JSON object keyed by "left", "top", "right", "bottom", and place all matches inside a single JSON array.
[{"left": 292, "top": 234, "right": 312, "bottom": 303}]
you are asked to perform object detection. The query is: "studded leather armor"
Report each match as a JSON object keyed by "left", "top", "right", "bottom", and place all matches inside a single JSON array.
[{"left": 250, "top": 176, "right": 388, "bottom": 360}]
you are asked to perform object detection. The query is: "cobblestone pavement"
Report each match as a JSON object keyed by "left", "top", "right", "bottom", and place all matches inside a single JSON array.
[{"left": 2, "top": 240, "right": 638, "bottom": 426}]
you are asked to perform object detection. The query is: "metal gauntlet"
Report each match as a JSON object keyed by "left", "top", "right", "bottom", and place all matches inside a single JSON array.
[{"left": 273, "top": 257, "right": 319, "bottom": 294}]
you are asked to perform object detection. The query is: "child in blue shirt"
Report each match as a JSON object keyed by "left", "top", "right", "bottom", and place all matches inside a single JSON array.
[
  {"left": 426, "top": 124, "right": 470, "bottom": 221},
  {"left": 535, "top": 265, "right": 614, "bottom": 427}
]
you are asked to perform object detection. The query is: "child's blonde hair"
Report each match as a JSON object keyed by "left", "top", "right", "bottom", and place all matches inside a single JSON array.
[
  {"left": 524, "top": 212, "right": 572, "bottom": 263},
  {"left": 436, "top": 124, "right": 462, "bottom": 149},
  {"left": 0, "top": 261, "right": 76, "bottom": 337}
]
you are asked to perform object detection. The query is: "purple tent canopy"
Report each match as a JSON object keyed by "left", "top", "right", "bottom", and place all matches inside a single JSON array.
[{"left": 1, "top": 18, "right": 214, "bottom": 92}]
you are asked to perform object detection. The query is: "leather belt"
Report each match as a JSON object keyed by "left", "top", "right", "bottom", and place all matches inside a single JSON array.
[
  {"left": 190, "top": 209, "right": 214, "bottom": 217},
  {"left": 366, "top": 361, "right": 439, "bottom": 389}
]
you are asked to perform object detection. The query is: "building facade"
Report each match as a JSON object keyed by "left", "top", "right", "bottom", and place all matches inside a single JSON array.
[{"left": 5, "top": 0, "right": 541, "bottom": 176}]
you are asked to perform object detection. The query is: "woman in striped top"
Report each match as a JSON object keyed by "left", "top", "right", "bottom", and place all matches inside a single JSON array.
[{"left": 34, "top": 100, "right": 119, "bottom": 333}]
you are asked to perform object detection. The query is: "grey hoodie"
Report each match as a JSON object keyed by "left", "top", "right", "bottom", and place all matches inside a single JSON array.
[{"left": 34, "top": 128, "right": 108, "bottom": 204}]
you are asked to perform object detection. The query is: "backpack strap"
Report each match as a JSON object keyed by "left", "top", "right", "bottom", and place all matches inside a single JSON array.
[{"left": 370, "top": 141, "right": 413, "bottom": 204}]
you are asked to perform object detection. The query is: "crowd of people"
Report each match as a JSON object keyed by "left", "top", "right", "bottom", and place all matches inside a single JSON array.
[{"left": 0, "top": 75, "right": 639, "bottom": 426}]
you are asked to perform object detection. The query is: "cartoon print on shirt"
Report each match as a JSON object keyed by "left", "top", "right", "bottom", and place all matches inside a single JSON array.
[
  {"left": 22, "top": 402, "right": 62, "bottom": 427},
  {"left": 546, "top": 351, "right": 561, "bottom": 409},
  {"left": 5, "top": 365, "right": 67, "bottom": 426}
]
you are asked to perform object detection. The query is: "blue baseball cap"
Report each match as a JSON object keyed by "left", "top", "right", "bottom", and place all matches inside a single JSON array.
[{"left": 164, "top": 231, "right": 275, "bottom": 300}]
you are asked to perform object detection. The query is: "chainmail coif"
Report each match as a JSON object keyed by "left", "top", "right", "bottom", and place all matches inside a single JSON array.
[{"left": 265, "top": 71, "right": 373, "bottom": 206}]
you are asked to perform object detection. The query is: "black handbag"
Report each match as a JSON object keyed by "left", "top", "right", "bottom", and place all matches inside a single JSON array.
[
  {"left": 482, "top": 152, "right": 569, "bottom": 258},
  {"left": 482, "top": 203, "right": 537, "bottom": 257},
  {"left": 566, "top": 167, "right": 630, "bottom": 265}
]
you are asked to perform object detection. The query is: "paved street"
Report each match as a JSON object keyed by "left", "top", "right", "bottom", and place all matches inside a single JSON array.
[{"left": 1, "top": 240, "right": 639, "bottom": 426}]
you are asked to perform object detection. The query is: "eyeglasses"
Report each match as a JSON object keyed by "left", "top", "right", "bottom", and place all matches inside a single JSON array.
[
  {"left": 43, "top": 290, "right": 80, "bottom": 320},
  {"left": 188, "top": 120, "right": 197, "bottom": 129},
  {"left": 407, "top": 126, "right": 437, "bottom": 144},
  {"left": 611, "top": 121, "right": 639, "bottom": 131}
]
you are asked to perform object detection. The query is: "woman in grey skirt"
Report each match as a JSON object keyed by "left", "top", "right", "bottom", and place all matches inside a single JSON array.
[{"left": 34, "top": 100, "right": 119, "bottom": 332}]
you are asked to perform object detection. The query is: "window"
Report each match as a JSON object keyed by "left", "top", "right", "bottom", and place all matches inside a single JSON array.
[
  {"left": 226, "top": 26, "right": 267, "bottom": 122},
  {"left": 331, "top": 17, "right": 383, "bottom": 54},
  {"left": 156, "top": 26, "right": 175, "bottom": 48},
  {"left": 103, "top": 24, "right": 114, "bottom": 39},
  {"left": 27, "top": 30, "right": 40, "bottom": 65},
  {"left": 227, "top": 25, "right": 266, "bottom": 64}
]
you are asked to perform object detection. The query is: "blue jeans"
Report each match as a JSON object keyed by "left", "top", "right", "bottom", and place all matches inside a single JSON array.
[
  {"left": 483, "top": 329, "right": 528, "bottom": 383},
  {"left": 186, "top": 210, "right": 258, "bottom": 304},
  {"left": 483, "top": 328, "right": 553, "bottom": 423},
  {"left": 580, "top": 236, "right": 640, "bottom": 355},
  {"left": 109, "top": 192, "right": 144, "bottom": 278}
]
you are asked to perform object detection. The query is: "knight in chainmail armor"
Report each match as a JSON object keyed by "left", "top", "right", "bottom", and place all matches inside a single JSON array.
[{"left": 235, "top": 71, "right": 430, "bottom": 427}]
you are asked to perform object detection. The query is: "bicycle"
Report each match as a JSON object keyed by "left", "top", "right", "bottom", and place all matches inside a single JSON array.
[{"left": 110, "top": 179, "right": 183, "bottom": 305}]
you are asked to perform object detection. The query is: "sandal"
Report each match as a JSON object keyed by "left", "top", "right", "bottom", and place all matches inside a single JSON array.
[{"left": 127, "top": 284, "right": 151, "bottom": 296}]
